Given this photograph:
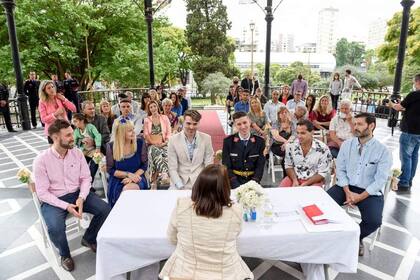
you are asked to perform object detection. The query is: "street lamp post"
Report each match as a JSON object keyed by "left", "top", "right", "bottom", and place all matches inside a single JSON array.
[
  {"left": 249, "top": 22, "right": 255, "bottom": 79},
  {"left": 264, "top": 0, "right": 273, "bottom": 98},
  {"left": 1, "top": 0, "right": 31, "bottom": 130},
  {"left": 388, "top": 0, "right": 415, "bottom": 133},
  {"left": 144, "top": 0, "right": 155, "bottom": 88}
]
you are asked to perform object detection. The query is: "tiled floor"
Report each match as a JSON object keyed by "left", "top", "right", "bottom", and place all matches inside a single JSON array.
[{"left": 0, "top": 113, "right": 419, "bottom": 280}]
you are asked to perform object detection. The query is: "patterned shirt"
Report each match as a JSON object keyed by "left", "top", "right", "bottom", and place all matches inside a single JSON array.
[
  {"left": 285, "top": 138, "right": 332, "bottom": 180},
  {"left": 329, "top": 115, "right": 353, "bottom": 140}
]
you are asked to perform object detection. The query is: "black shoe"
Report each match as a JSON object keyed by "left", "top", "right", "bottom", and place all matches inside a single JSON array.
[
  {"left": 81, "top": 238, "right": 97, "bottom": 253},
  {"left": 359, "top": 241, "right": 364, "bottom": 256},
  {"left": 397, "top": 185, "right": 411, "bottom": 193},
  {"left": 61, "top": 256, "right": 75, "bottom": 271},
  {"left": 7, "top": 129, "right": 18, "bottom": 133}
]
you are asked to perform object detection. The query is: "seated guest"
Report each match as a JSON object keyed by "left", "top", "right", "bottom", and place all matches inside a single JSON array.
[
  {"left": 159, "top": 164, "right": 253, "bottom": 280},
  {"left": 328, "top": 100, "right": 355, "bottom": 158},
  {"left": 248, "top": 97, "right": 269, "bottom": 138},
  {"left": 99, "top": 99, "right": 116, "bottom": 132},
  {"left": 263, "top": 90, "right": 284, "bottom": 124},
  {"left": 178, "top": 87, "right": 191, "bottom": 115},
  {"left": 234, "top": 89, "right": 250, "bottom": 113},
  {"left": 286, "top": 90, "right": 305, "bottom": 111},
  {"left": 305, "top": 94, "right": 317, "bottom": 122},
  {"left": 82, "top": 100, "right": 110, "bottom": 152},
  {"left": 280, "top": 85, "right": 293, "bottom": 105},
  {"left": 33, "top": 119, "right": 111, "bottom": 271},
  {"left": 156, "top": 85, "right": 167, "bottom": 101},
  {"left": 162, "top": 98, "right": 180, "bottom": 133},
  {"left": 313, "top": 95, "right": 336, "bottom": 130},
  {"left": 279, "top": 120, "right": 332, "bottom": 187},
  {"left": 38, "top": 80, "right": 76, "bottom": 143},
  {"left": 111, "top": 91, "right": 140, "bottom": 116},
  {"left": 270, "top": 107, "right": 294, "bottom": 173},
  {"left": 291, "top": 104, "right": 307, "bottom": 132},
  {"left": 254, "top": 87, "right": 268, "bottom": 107},
  {"left": 168, "top": 110, "right": 214, "bottom": 189},
  {"left": 117, "top": 99, "right": 145, "bottom": 137},
  {"left": 72, "top": 113, "right": 102, "bottom": 181},
  {"left": 106, "top": 118, "right": 148, "bottom": 207},
  {"left": 170, "top": 92, "right": 183, "bottom": 117},
  {"left": 143, "top": 100, "right": 172, "bottom": 188},
  {"left": 140, "top": 92, "right": 151, "bottom": 113},
  {"left": 226, "top": 85, "right": 239, "bottom": 117},
  {"left": 222, "top": 112, "right": 265, "bottom": 188},
  {"left": 327, "top": 113, "right": 392, "bottom": 256}
]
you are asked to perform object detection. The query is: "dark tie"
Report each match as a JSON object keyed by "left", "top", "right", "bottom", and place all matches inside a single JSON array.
[{"left": 242, "top": 140, "right": 248, "bottom": 147}]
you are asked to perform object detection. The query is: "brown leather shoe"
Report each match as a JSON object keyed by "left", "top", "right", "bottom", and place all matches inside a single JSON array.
[
  {"left": 61, "top": 256, "right": 74, "bottom": 271},
  {"left": 81, "top": 239, "right": 97, "bottom": 253},
  {"left": 359, "top": 241, "right": 365, "bottom": 256}
]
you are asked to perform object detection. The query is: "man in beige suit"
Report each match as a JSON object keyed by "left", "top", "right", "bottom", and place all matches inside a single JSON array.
[{"left": 168, "top": 110, "right": 214, "bottom": 189}]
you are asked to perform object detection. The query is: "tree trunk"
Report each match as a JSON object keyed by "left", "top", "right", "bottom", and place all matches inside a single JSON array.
[{"left": 210, "top": 92, "right": 216, "bottom": 105}]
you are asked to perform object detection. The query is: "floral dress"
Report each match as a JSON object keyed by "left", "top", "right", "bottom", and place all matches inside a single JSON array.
[{"left": 148, "top": 123, "right": 169, "bottom": 175}]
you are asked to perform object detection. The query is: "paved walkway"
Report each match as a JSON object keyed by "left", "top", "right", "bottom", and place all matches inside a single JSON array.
[{"left": 0, "top": 113, "right": 419, "bottom": 280}]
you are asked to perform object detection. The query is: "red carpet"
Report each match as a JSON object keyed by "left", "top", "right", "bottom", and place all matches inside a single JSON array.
[{"left": 198, "top": 110, "right": 226, "bottom": 152}]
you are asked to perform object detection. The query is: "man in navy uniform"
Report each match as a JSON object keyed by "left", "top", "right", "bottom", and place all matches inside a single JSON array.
[
  {"left": 222, "top": 111, "right": 266, "bottom": 188},
  {"left": 23, "top": 71, "right": 40, "bottom": 128}
]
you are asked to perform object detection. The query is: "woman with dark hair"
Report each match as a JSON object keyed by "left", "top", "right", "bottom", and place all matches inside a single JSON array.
[
  {"left": 159, "top": 164, "right": 253, "bottom": 280},
  {"left": 169, "top": 92, "right": 183, "bottom": 117},
  {"left": 329, "top": 72, "right": 343, "bottom": 110},
  {"left": 305, "top": 94, "right": 317, "bottom": 121},
  {"left": 140, "top": 92, "right": 151, "bottom": 111}
]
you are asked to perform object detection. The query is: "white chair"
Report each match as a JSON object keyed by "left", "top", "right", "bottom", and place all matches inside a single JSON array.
[
  {"left": 346, "top": 176, "right": 392, "bottom": 251},
  {"left": 267, "top": 150, "right": 283, "bottom": 183},
  {"left": 313, "top": 129, "right": 328, "bottom": 143},
  {"left": 99, "top": 163, "right": 109, "bottom": 201},
  {"left": 28, "top": 183, "right": 82, "bottom": 266}
]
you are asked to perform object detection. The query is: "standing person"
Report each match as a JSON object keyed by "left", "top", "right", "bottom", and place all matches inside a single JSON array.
[
  {"left": 329, "top": 72, "right": 343, "bottom": 110},
  {"left": 0, "top": 83, "right": 17, "bottom": 132},
  {"left": 234, "top": 89, "right": 250, "bottom": 113},
  {"left": 280, "top": 85, "right": 293, "bottom": 105},
  {"left": 286, "top": 90, "right": 305, "bottom": 111},
  {"left": 254, "top": 87, "right": 267, "bottom": 107},
  {"left": 388, "top": 74, "right": 420, "bottom": 192},
  {"left": 167, "top": 110, "right": 214, "bottom": 190},
  {"left": 23, "top": 71, "right": 41, "bottom": 128},
  {"left": 241, "top": 73, "right": 253, "bottom": 93},
  {"left": 305, "top": 94, "right": 317, "bottom": 122},
  {"left": 38, "top": 80, "right": 76, "bottom": 143},
  {"left": 264, "top": 90, "right": 284, "bottom": 124},
  {"left": 33, "top": 119, "right": 111, "bottom": 271},
  {"left": 159, "top": 164, "right": 253, "bottom": 280},
  {"left": 290, "top": 74, "right": 308, "bottom": 98},
  {"left": 51, "top": 74, "right": 64, "bottom": 94},
  {"left": 63, "top": 71, "right": 80, "bottom": 118},
  {"left": 327, "top": 113, "right": 392, "bottom": 256},
  {"left": 342, "top": 69, "right": 363, "bottom": 100},
  {"left": 222, "top": 112, "right": 265, "bottom": 188},
  {"left": 279, "top": 120, "right": 332, "bottom": 187},
  {"left": 106, "top": 118, "right": 148, "bottom": 207}
]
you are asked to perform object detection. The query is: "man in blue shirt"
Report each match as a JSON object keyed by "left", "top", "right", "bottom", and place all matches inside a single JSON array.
[
  {"left": 327, "top": 113, "right": 392, "bottom": 256},
  {"left": 234, "top": 89, "right": 250, "bottom": 113}
]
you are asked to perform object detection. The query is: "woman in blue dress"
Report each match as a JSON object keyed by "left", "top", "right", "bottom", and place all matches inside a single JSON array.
[
  {"left": 170, "top": 92, "right": 183, "bottom": 117},
  {"left": 106, "top": 118, "right": 148, "bottom": 207}
]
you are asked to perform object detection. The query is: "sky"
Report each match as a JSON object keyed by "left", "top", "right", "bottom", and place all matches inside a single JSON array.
[{"left": 162, "top": 0, "right": 419, "bottom": 50}]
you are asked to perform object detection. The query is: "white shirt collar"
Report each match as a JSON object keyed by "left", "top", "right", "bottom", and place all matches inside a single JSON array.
[{"left": 238, "top": 133, "right": 251, "bottom": 141}]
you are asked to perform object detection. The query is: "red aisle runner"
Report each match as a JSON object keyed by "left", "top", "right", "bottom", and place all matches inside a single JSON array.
[{"left": 198, "top": 110, "right": 226, "bottom": 152}]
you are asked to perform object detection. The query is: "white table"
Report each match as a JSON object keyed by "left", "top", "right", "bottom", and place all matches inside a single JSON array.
[{"left": 96, "top": 187, "right": 359, "bottom": 280}]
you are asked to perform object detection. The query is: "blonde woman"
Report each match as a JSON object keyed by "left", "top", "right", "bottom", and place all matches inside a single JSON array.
[
  {"left": 106, "top": 118, "right": 148, "bottom": 207},
  {"left": 99, "top": 99, "right": 116, "bottom": 132},
  {"left": 270, "top": 107, "right": 294, "bottom": 174},
  {"left": 162, "top": 98, "right": 180, "bottom": 133},
  {"left": 248, "top": 97, "right": 269, "bottom": 138},
  {"left": 38, "top": 80, "right": 76, "bottom": 143},
  {"left": 143, "top": 100, "right": 172, "bottom": 188},
  {"left": 313, "top": 95, "right": 336, "bottom": 130}
]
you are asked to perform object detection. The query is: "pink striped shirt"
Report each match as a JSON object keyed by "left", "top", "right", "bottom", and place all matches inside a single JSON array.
[{"left": 33, "top": 147, "right": 91, "bottom": 210}]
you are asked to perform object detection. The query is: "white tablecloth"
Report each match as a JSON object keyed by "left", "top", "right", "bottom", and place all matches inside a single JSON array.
[{"left": 96, "top": 187, "right": 359, "bottom": 280}]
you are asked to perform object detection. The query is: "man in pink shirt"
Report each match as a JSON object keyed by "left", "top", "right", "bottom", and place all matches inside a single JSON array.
[{"left": 33, "top": 119, "right": 111, "bottom": 271}]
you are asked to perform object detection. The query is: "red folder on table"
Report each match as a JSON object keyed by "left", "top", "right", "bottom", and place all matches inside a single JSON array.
[{"left": 302, "top": 204, "right": 329, "bottom": 225}]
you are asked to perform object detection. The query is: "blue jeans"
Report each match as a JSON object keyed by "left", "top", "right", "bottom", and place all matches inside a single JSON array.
[
  {"left": 327, "top": 185, "right": 384, "bottom": 240},
  {"left": 41, "top": 191, "right": 111, "bottom": 257},
  {"left": 399, "top": 132, "right": 420, "bottom": 187}
]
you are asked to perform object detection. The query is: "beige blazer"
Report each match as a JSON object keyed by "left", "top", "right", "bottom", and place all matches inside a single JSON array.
[
  {"left": 167, "top": 131, "right": 214, "bottom": 189},
  {"left": 159, "top": 198, "right": 253, "bottom": 280}
]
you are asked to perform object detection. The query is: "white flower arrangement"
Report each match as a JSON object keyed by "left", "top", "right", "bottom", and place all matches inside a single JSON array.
[
  {"left": 16, "top": 167, "right": 33, "bottom": 184},
  {"left": 236, "top": 180, "right": 266, "bottom": 209}
]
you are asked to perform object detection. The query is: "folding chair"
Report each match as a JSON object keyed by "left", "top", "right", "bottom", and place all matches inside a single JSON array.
[
  {"left": 28, "top": 182, "right": 82, "bottom": 266},
  {"left": 99, "top": 163, "right": 109, "bottom": 201},
  {"left": 267, "top": 150, "right": 283, "bottom": 183},
  {"left": 313, "top": 129, "right": 327, "bottom": 143}
]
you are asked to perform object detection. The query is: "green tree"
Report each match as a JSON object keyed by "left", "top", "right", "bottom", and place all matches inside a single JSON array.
[
  {"left": 378, "top": 7, "right": 420, "bottom": 93},
  {"left": 335, "top": 38, "right": 366, "bottom": 67},
  {"left": 0, "top": 0, "right": 186, "bottom": 89},
  {"left": 185, "top": 0, "right": 238, "bottom": 91},
  {"left": 201, "top": 72, "right": 231, "bottom": 104}
]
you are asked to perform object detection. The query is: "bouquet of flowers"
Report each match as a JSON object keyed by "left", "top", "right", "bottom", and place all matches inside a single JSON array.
[
  {"left": 92, "top": 151, "right": 103, "bottom": 165},
  {"left": 392, "top": 168, "right": 402, "bottom": 178},
  {"left": 16, "top": 167, "right": 33, "bottom": 184},
  {"left": 236, "top": 180, "right": 266, "bottom": 210}
]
